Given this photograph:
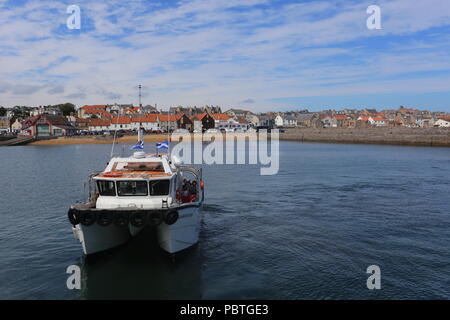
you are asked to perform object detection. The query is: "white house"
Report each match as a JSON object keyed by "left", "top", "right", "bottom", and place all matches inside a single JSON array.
[
  {"left": 434, "top": 118, "right": 450, "bottom": 127},
  {"left": 274, "top": 115, "right": 284, "bottom": 127},
  {"left": 88, "top": 119, "right": 111, "bottom": 132},
  {"left": 129, "top": 114, "right": 159, "bottom": 131},
  {"left": 368, "top": 117, "right": 387, "bottom": 127}
]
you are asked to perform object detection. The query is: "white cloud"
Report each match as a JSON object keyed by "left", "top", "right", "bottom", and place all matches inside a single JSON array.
[{"left": 0, "top": 0, "right": 449, "bottom": 111}]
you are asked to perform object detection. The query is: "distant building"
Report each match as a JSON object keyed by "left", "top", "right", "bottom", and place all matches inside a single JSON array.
[
  {"left": 434, "top": 117, "right": 450, "bottom": 128},
  {"left": 0, "top": 116, "right": 11, "bottom": 133},
  {"left": 20, "top": 115, "right": 76, "bottom": 137},
  {"left": 189, "top": 113, "right": 215, "bottom": 131}
]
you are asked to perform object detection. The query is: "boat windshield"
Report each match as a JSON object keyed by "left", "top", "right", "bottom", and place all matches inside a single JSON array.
[
  {"left": 149, "top": 179, "right": 170, "bottom": 196},
  {"left": 97, "top": 180, "right": 116, "bottom": 196},
  {"left": 117, "top": 181, "right": 148, "bottom": 196}
]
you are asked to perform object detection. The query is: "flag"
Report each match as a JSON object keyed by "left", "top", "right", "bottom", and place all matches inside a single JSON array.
[
  {"left": 132, "top": 140, "right": 144, "bottom": 150},
  {"left": 156, "top": 141, "right": 169, "bottom": 149}
]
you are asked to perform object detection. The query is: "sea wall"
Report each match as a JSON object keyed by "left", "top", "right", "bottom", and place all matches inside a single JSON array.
[{"left": 280, "top": 127, "right": 450, "bottom": 147}]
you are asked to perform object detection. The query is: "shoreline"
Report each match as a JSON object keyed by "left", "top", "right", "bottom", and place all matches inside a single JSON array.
[{"left": 26, "top": 127, "right": 450, "bottom": 147}]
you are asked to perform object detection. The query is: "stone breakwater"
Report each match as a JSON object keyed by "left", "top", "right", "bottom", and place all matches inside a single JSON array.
[{"left": 280, "top": 127, "right": 450, "bottom": 147}]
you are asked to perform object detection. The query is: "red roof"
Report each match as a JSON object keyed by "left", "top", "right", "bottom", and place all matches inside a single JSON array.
[
  {"left": 125, "top": 107, "right": 141, "bottom": 113},
  {"left": 89, "top": 119, "right": 111, "bottom": 127},
  {"left": 111, "top": 116, "right": 131, "bottom": 124},
  {"left": 236, "top": 116, "right": 249, "bottom": 124},
  {"left": 82, "top": 105, "right": 107, "bottom": 111},
  {"left": 159, "top": 114, "right": 183, "bottom": 122},
  {"left": 211, "top": 113, "right": 230, "bottom": 121},
  {"left": 438, "top": 116, "right": 450, "bottom": 121},
  {"left": 85, "top": 110, "right": 113, "bottom": 118},
  {"left": 189, "top": 113, "right": 208, "bottom": 121},
  {"left": 131, "top": 114, "right": 158, "bottom": 123},
  {"left": 333, "top": 115, "right": 347, "bottom": 120}
]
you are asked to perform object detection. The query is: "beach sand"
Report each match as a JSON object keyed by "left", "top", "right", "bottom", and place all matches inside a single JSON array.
[{"left": 30, "top": 133, "right": 260, "bottom": 146}]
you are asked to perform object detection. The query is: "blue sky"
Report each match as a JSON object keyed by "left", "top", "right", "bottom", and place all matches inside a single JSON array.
[{"left": 0, "top": 0, "right": 450, "bottom": 112}]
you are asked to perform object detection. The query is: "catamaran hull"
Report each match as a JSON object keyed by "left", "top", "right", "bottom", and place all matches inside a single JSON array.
[
  {"left": 70, "top": 205, "right": 202, "bottom": 255},
  {"left": 158, "top": 205, "right": 202, "bottom": 254}
]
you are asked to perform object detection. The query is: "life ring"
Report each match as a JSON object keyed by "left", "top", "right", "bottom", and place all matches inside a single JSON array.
[
  {"left": 148, "top": 211, "right": 163, "bottom": 226},
  {"left": 68, "top": 208, "right": 80, "bottom": 226},
  {"left": 114, "top": 212, "right": 129, "bottom": 227},
  {"left": 80, "top": 211, "right": 97, "bottom": 226},
  {"left": 130, "top": 211, "right": 147, "bottom": 228},
  {"left": 103, "top": 171, "right": 123, "bottom": 178},
  {"left": 176, "top": 190, "right": 181, "bottom": 200},
  {"left": 164, "top": 210, "right": 179, "bottom": 225},
  {"left": 200, "top": 180, "right": 204, "bottom": 190},
  {"left": 97, "top": 212, "right": 114, "bottom": 227}
]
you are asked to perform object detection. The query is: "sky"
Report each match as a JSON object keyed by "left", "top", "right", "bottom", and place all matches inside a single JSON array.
[{"left": 0, "top": 0, "right": 450, "bottom": 112}]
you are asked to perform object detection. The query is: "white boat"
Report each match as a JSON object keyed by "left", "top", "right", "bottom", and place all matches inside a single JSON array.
[{"left": 68, "top": 129, "right": 204, "bottom": 255}]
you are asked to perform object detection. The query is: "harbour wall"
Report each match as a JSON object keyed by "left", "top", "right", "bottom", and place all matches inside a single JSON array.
[{"left": 280, "top": 127, "right": 450, "bottom": 147}]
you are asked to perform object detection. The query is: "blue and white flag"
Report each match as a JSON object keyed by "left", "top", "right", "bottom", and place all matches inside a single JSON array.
[
  {"left": 132, "top": 140, "right": 144, "bottom": 150},
  {"left": 156, "top": 141, "right": 169, "bottom": 149}
]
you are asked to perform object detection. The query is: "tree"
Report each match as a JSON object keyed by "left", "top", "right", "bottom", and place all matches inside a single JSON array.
[
  {"left": 0, "top": 106, "right": 6, "bottom": 117},
  {"left": 56, "top": 103, "right": 76, "bottom": 116}
]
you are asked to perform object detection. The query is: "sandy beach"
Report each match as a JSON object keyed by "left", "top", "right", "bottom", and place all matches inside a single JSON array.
[{"left": 29, "top": 133, "right": 261, "bottom": 146}]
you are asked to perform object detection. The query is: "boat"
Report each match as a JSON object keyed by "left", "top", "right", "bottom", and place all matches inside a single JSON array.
[{"left": 67, "top": 128, "right": 204, "bottom": 255}]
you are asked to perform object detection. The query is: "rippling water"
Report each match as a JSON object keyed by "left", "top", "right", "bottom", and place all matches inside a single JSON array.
[{"left": 0, "top": 141, "right": 449, "bottom": 299}]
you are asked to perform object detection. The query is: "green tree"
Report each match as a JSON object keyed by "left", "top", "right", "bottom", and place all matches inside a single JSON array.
[
  {"left": 0, "top": 106, "right": 6, "bottom": 117},
  {"left": 56, "top": 103, "right": 76, "bottom": 116}
]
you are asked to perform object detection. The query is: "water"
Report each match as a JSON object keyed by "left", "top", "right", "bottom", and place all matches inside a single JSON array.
[{"left": 0, "top": 141, "right": 449, "bottom": 299}]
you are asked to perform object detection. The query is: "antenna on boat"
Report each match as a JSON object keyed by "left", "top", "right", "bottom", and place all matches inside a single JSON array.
[{"left": 110, "top": 107, "right": 120, "bottom": 159}]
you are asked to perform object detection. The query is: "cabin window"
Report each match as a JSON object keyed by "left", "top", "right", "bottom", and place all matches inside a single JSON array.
[
  {"left": 97, "top": 180, "right": 116, "bottom": 196},
  {"left": 117, "top": 181, "right": 148, "bottom": 196},
  {"left": 149, "top": 180, "right": 170, "bottom": 196}
]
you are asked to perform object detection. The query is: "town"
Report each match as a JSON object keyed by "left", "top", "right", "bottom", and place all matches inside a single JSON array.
[{"left": 0, "top": 103, "right": 450, "bottom": 140}]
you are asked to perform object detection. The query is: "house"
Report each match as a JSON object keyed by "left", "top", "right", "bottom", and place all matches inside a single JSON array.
[
  {"left": 20, "top": 115, "right": 76, "bottom": 137},
  {"left": 158, "top": 114, "right": 179, "bottom": 132},
  {"left": 434, "top": 117, "right": 450, "bottom": 128},
  {"left": 295, "top": 113, "right": 316, "bottom": 128},
  {"left": 282, "top": 115, "right": 297, "bottom": 127},
  {"left": 189, "top": 113, "right": 215, "bottom": 131},
  {"left": 0, "top": 116, "right": 11, "bottom": 133},
  {"left": 245, "top": 113, "right": 260, "bottom": 127},
  {"left": 225, "top": 108, "right": 251, "bottom": 118},
  {"left": 211, "top": 113, "right": 231, "bottom": 129},
  {"left": 357, "top": 116, "right": 387, "bottom": 127},
  {"left": 274, "top": 115, "right": 284, "bottom": 127},
  {"left": 321, "top": 115, "right": 337, "bottom": 128},
  {"left": 74, "top": 118, "right": 90, "bottom": 130},
  {"left": 416, "top": 117, "right": 434, "bottom": 128},
  {"left": 89, "top": 119, "right": 111, "bottom": 132},
  {"left": 10, "top": 118, "right": 22, "bottom": 132},
  {"left": 110, "top": 116, "right": 132, "bottom": 131},
  {"left": 78, "top": 105, "right": 108, "bottom": 119},
  {"left": 258, "top": 114, "right": 275, "bottom": 128},
  {"left": 130, "top": 114, "right": 159, "bottom": 131}
]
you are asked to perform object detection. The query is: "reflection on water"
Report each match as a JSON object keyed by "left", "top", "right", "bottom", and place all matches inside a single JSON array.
[{"left": 78, "top": 227, "right": 202, "bottom": 300}]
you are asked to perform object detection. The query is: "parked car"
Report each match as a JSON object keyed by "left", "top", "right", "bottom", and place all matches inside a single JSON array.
[
  {"left": 206, "top": 128, "right": 219, "bottom": 133},
  {"left": 193, "top": 129, "right": 202, "bottom": 133}
]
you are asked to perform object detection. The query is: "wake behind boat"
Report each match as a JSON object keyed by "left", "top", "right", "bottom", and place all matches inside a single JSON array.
[{"left": 68, "top": 129, "right": 204, "bottom": 255}]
